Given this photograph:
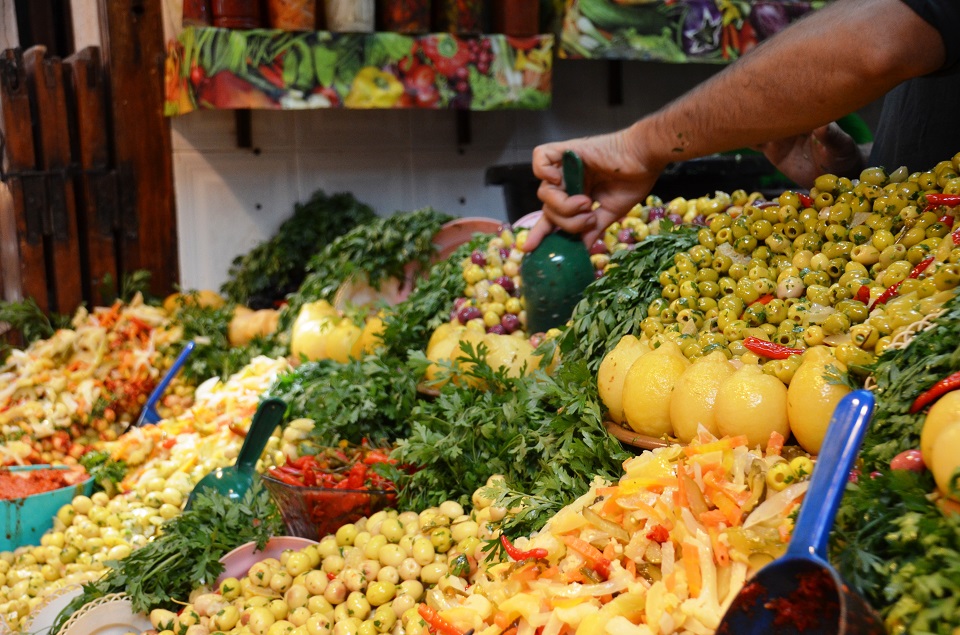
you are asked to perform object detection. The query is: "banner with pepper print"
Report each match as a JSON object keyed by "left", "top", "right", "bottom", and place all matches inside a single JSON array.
[
  {"left": 164, "top": 27, "right": 554, "bottom": 114},
  {"left": 560, "top": 0, "right": 820, "bottom": 61}
]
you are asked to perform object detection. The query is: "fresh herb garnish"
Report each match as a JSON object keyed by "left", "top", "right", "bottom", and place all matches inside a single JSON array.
[
  {"left": 0, "top": 298, "right": 70, "bottom": 361},
  {"left": 78, "top": 450, "right": 128, "bottom": 496},
  {"left": 221, "top": 190, "right": 377, "bottom": 308}
]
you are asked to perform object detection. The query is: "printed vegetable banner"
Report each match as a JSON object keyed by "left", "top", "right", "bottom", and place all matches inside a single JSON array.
[
  {"left": 164, "top": 27, "right": 554, "bottom": 114},
  {"left": 560, "top": 0, "right": 822, "bottom": 62}
]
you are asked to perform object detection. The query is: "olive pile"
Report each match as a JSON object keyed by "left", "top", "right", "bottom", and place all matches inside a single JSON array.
[
  {"left": 147, "top": 499, "right": 491, "bottom": 635},
  {"left": 639, "top": 155, "right": 960, "bottom": 378}
]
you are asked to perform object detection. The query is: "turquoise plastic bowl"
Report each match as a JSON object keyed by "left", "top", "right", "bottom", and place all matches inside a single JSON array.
[{"left": 0, "top": 465, "right": 94, "bottom": 552}]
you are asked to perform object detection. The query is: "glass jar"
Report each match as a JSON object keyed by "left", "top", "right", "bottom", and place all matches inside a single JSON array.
[
  {"left": 377, "top": 0, "right": 431, "bottom": 34},
  {"left": 326, "top": 0, "right": 375, "bottom": 31},
  {"left": 266, "top": 0, "right": 317, "bottom": 30},
  {"left": 212, "top": 0, "right": 262, "bottom": 28},
  {"left": 183, "top": 0, "right": 213, "bottom": 26},
  {"left": 433, "top": 0, "right": 486, "bottom": 35},
  {"left": 493, "top": 0, "right": 539, "bottom": 36}
]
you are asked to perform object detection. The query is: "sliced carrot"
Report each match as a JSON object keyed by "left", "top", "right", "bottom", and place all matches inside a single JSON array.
[
  {"left": 708, "top": 527, "right": 730, "bottom": 567},
  {"left": 562, "top": 535, "right": 612, "bottom": 579},
  {"left": 681, "top": 541, "right": 702, "bottom": 598},
  {"left": 699, "top": 509, "right": 727, "bottom": 527},
  {"left": 493, "top": 611, "right": 513, "bottom": 629},
  {"left": 767, "top": 431, "right": 785, "bottom": 456}
]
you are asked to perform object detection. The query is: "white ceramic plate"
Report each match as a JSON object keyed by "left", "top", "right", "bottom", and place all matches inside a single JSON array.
[
  {"left": 217, "top": 535, "right": 319, "bottom": 585},
  {"left": 57, "top": 593, "right": 152, "bottom": 635}
]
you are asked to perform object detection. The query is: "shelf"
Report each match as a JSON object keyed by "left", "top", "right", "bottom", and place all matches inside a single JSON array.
[
  {"left": 560, "top": 0, "right": 819, "bottom": 62},
  {"left": 164, "top": 27, "right": 554, "bottom": 114}
]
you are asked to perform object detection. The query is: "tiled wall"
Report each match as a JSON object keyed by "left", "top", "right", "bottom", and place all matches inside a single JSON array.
[{"left": 173, "top": 60, "right": 720, "bottom": 290}]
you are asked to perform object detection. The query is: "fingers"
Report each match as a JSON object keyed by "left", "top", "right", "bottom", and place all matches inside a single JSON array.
[{"left": 522, "top": 216, "right": 553, "bottom": 252}]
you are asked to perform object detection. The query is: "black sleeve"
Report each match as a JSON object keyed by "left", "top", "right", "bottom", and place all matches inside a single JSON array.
[{"left": 899, "top": 0, "right": 960, "bottom": 68}]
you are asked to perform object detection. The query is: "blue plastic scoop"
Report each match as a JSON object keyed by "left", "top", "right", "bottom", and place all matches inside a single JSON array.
[
  {"left": 715, "top": 390, "right": 884, "bottom": 634},
  {"left": 135, "top": 340, "right": 195, "bottom": 427}
]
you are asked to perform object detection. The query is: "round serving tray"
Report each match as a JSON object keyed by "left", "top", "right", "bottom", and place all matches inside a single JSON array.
[{"left": 604, "top": 421, "right": 673, "bottom": 451}]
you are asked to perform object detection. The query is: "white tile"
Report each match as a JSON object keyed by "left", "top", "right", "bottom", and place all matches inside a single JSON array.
[
  {"left": 252, "top": 110, "right": 297, "bottom": 150},
  {"left": 296, "top": 150, "right": 415, "bottom": 217},
  {"left": 411, "top": 149, "right": 514, "bottom": 222},
  {"left": 174, "top": 150, "right": 299, "bottom": 290},
  {"left": 296, "top": 109, "right": 413, "bottom": 151}
]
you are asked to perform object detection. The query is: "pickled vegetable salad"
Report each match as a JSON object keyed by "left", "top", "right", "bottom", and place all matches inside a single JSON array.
[{"left": 434, "top": 435, "right": 804, "bottom": 635}]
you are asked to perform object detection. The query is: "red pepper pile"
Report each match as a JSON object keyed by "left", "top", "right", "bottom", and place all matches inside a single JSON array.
[{"left": 268, "top": 443, "right": 397, "bottom": 490}]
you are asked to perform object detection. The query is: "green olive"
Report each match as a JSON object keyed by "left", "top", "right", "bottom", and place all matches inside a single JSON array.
[
  {"left": 879, "top": 244, "right": 908, "bottom": 268},
  {"left": 827, "top": 203, "right": 853, "bottom": 224},
  {"left": 906, "top": 243, "right": 933, "bottom": 265},
  {"left": 762, "top": 206, "right": 780, "bottom": 224},
  {"left": 829, "top": 283, "right": 853, "bottom": 304},
  {"left": 709, "top": 214, "right": 732, "bottom": 233},
  {"left": 926, "top": 222, "right": 951, "bottom": 239},
  {"left": 698, "top": 228, "right": 717, "bottom": 250},
  {"left": 847, "top": 225, "right": 872, "bottom": 245},
  {"left": 849, "top": 324, "right": 879, "bottom": 349},
  {"left": 679, "top": 280, "right": 700, "bottom": 298},
  {"left": 752, "top": 245, "right": 772, "bottom": 261},
  {"left": 840, "top": 299, "right": 869, "bottom": 323},
  {"left": 736, "top": 277, "right": 761, "bottom": 303},
  {"left": 779, "top": 191, "right": 801, "bottom": 209},
  {"left": 676, "top": 309, "right": 705, "bottom": 330},
  {"left": 823, "top": 313, "right": 850, "bottom": 335},
  {"left": 824, "top": 225, "right": 848, "bottom": 242},
  {"left": 698, "top": 280, "right": 721, "bottom": 299},
  {"left": 806, "top": 285, "right": 831, "bottom": 306},
  {"left": 934, "top": 263, "right": 960, "bottom": 290},
  {"left": 641, "top": 317, "right": 663, "bottom": 337},
  {"left": 719, "top": 276, "right": 737, "bottom": 295},
  {"left": 802, "top": 324, "right": 825, "bottom": 346},
  {"left": 716, "top": 227, "right": 734, "bottom": 244},
  {"left": 697, "top": 296, "right": 718, "bottom": 312},
  {"left": 732, "top": 217, "right": 750, "bottom": 239},
  {"left": 814, "top": 173, "right": 839, "bottom": 193},
  {"left": 778, "top": 204, "right": 799, "bottom": 223},
  {"left": 750, "top": 219, "right": 774, "bottom": 240},
  {"left": 871, "top": 229, "right": 895, "bottom": 251},
  {"left": 661, "top": 283, "right": 680, "bottom": 301},
  {"left": 659, "top": 307, "right": 678, "bottom": 323},
  {"left": 735, "top": 235, "right": 758, "bottom": 254},
  {"left": 659, "top": 270, "right": 676, "bottom": 287},
  {"left": 712, "top": 253, "right": 733, "bottom": 274},
  {"left": 787, "top": 303, "right": 810, "bottom": 324},
  {"left": 718, "top": 295, "right": 745, "bottom": 315},
  {"left": 794, "top": 233, "right": 822, "bottom": 252},
  {"left": 783, "top": 219, "right": 804, "bottom": 239},
  {"left": 689, "top": 245, "right": 713, "bottom": 266},
  {"left": 729, "top": 262, "right": 748, "bottom": 281},
  {"left": 648, "top": 298, "right": 668, "bottom": 317},
  {"left": 722, "top": 319, "right": 749, "bottom": 342},
  {"left": 716, "top": 307, "right": 738, "bottom": 331},
  {"left": 897, "top": 278, "right": 922, "bottom": 296},
  {"left": 901, "top": 226, "right": 927, "bottom": 247},
  {"left": 765, "top": 299, "right": 787, "bottom": 324},
  {"left": 814, "top": 191, "right": 835, "bottom": 209}
]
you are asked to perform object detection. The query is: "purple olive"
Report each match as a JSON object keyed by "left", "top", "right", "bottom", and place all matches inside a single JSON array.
[
  {"left": 667, "top": 213, "right": 684, "bottom": 225},
  {"left": 692, "top": 214, "right": 707, "bottom": 226},
  {"left": 470, "top": 250, "right": 487, "bottom": 266},
  {"left": 648, "top": 207, "right": 666, "bottom": 221},
  {"left": 529, "top": 333, "right": 545, "bottom": 347},
  {"left": 588, "top": 240, "right": 609, "bottom": 255},
  {"left": 501, "top": 313, "right": 521, "bottom": 333},
  {"left": 869, "top": 471, "right": 883, "bottom": 480},
  {"left": 487, "top": 324, "right": 507, "bottom": 335},
  {"left": 499, "top": 247, "right": 510, "bottom": 260},
  {"left": 616, "top": 228, "right": 636, "bottom": 245},
  {"left": 495, "top": 276, "right": 516, "bottom": 294},
  {"left": 457, "top": 306, "right": 482, "bottom": 324},
  {"left": 453, "top": 297, "right": 468, "bottom": 309},
  {"left": 594, "top": 269, "right": 605, "bottom": 279}
]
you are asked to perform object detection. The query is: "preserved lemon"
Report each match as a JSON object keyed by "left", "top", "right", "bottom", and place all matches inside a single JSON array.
[
  {"left": 483, "top": 333, "right": 534, "bottom": 379},
  {"left": 715, "top": 364, "right": 789, "bottom": 449},
  {"left": 931, "top": 421, "right": 960, "bottom": 502},
  {"left": 326, "top": 319, "right": 363, "bottom": 363},
  {"left": 622, "top": 341, "right": 689, "bottom": 437},
  {"left": 670, "top": 351, "right": 736, "bottom": 443},
  {"left": 425, "top": 325, "right": 466, "bottom": 385},
  {"left": 351, "top": 315, "right": 386, "bottom": 358},
  {"left": 787, "top": 347, "right": 850, "bottom": 454},
  {"left": 598, "top": 335, "right": 650, "bottom": 424},
  {"left": 921, "top": 391, "right": 960, "bottom": 467}
]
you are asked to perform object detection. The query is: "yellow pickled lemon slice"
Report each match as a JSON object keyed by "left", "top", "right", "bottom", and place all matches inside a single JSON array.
[
  {"left": 921, "top": 390, "right": 960, "bottom": 467},
  {"left": 326, "top": 319, "right": 363, "bottom": 364},
  {"left": 621, "top": 341, "right": 689, "bottom": 437},
  {"left": 484, "top": 333, "right": 535, "bottom": 379},
  {"left": 715, "top": 364, "right": 789, "bottom": 449},
  {"left": 786, "top": 346, "right": 850, "bottom": 454},
  {"left": 598, "top": 334, "right": 650, "bottom": 424},
  {"left": 670, "top": 350, "right": 736, "bottom": 443}
]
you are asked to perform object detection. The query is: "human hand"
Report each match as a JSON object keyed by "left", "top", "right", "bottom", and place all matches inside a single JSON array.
[
  {"left": 524, "top": 128, "right": 661, "bottom": 251},
  {"left": 756, "top": 123, "right": 867, "bottom": 189}
]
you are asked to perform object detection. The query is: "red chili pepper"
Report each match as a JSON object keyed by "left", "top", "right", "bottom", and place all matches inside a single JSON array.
[
  {"left": 646, "top": 525, "right": 670, "bottom": 543},
  {"left": 797, "top": 192, "right": 814, "bottom": 208},
  {"left": 417, "top": 604, "right": 465, "bottom": 635},
  {"left": 742, "top": 336, "right": 804, "bottom": 359},
  {"left": 925, "top": 193, "right": 960, "bottom": 207},
  {"left": 363, "top": 450, "right": 396, "bottom": 465},
  {"left": 500, "top": 535, "right": 548, "bottom": 561},
  {"left": 910, "top": 370, "right": 960, "bottom": 413},
  {"left": 939, "top": 214, "right": 954, "bottom": 226},
  {"left": 268, "top": 468, "right": 303, "bottom": 487},
  {"left": 855, "top": 285, "right": 871, "bottom": 304},
  {"left": 869, "top": 255, "right": 935, "bottom": 309},
  {"left": 951, "top": 226, "right": 960, "bottom": 246}
]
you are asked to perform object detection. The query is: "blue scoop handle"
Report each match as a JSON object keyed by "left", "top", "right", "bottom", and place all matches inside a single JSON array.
[
  {"left": 139, "top": 340, "right": 195, "bottom": 426},
  {"left": 787, "top": 389, "right": 875, "bottom": 561}
]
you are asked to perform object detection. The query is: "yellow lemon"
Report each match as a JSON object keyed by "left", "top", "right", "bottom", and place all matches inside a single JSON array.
[
  {"left": 715, "top": 364, "right": 789, "bottom": 449},
  {"left": 921, "top": 391, "right": 960, "bottom": 467},
  {"left": 351, "top": 316, "right": 386, "bottom": 358},
  {"left": 484, "top": 334, "right": 535, "bottom": 378},
  {"left": 598, "top": 335, "right": 650, "bottom": 424},
  {"left": 426, "top": 322, "right": 464, "bottom": 358},
  {"left": 326, "top": 319, "right": 363, "bottom": 364},
  {"left": 670, "top": 351, "right": 736, "bottom": 443},
  {"left": 931, "top": 421, "right": 960, "bottom": 501},
  {"left": 451, "top": 329, "right": 487, "bottom": 388},
  {"left": 621, "top": 341, "right": 689, "bottom": 437},
  {"left": 787, "top": 346, "right": 850, "bottom": 454}
]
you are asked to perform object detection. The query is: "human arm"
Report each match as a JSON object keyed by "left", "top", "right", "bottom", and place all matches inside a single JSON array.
[
  {"left": 754, "top": 123, "right": 872, "bottom": 189},
  {"left": 526, "top": 0, "right": 946, "bottom": 250}
]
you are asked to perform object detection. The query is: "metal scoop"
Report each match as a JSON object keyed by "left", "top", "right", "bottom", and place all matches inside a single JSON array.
[
  {"left": 715, "top": 389, "right": 884, "bottom": 634},
  {"left": 185, "top": 397, "right": 287, "bottom": 510},
  {"left": 521, "top": 151, "right": 595, "bottom": 333}
]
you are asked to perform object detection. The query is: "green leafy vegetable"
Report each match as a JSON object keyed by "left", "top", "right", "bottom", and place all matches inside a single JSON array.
[
  {"left": 559, "top": 227, "right": 699, "bottom": 373},
  {"left": 221, "top": 190, "right": 376, "bottom": 308},
  {"left": 52, "top": 484, "right": 283, "bottom": 630},
  {"left": 379, "top": 235, "right": 487, "bottom": 359},
  {"left": 78, "top": 450, "right": 128, "bottom": 496},
  {"left": 0, "top": 299, "right": 70, "bottom": 362},
  {"left": 281, "top": 208, "right": 452, "bottom": 333},
  {"left": 830, "top": 290, "right": 960, "bottom": 633},
  {"left": 267, "top": 355, "right": 419, "bottom": 445}
]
